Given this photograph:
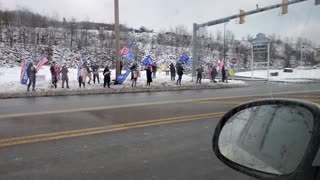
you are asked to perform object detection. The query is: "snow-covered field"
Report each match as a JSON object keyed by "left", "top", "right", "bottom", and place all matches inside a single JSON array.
[
  {"left": 235, "top": 68, "right": 320, "bottom": 82},
  {"left": 0, "top": 66, "right": 246, "bottom": 94}
]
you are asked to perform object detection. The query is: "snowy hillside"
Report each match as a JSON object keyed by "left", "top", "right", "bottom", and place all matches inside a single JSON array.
[{"left": 0, "top": 25, "right": 318, "bottom": 71}]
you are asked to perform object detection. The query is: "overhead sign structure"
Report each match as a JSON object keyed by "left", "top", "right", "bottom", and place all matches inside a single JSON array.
[{"left": 191, "top": 0, "right": 308, "bottom": 81}]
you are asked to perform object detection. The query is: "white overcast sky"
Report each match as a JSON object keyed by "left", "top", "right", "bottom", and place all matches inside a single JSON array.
[{"left": 2, "top": 0, "right": 320, "bottom": 46}]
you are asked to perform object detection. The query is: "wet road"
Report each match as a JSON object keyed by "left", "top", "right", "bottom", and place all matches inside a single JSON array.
[{"left": 0, "top": 81, "right": 320, "bottom": 180}]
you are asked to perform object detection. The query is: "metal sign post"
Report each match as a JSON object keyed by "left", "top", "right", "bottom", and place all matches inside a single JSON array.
[
  {"left": 251, "top": 45, "right": 254, "bottom": 80},
  {"left": 267, "top": 43, "right": 270, "bottom": 82}
]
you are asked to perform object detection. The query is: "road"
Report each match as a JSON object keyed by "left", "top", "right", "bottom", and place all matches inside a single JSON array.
[{"left": 0, "top": 81, "right": 320, "bottom": 180}]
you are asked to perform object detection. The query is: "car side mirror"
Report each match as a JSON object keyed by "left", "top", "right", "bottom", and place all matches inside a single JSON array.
[{"left": 212, "top": 99, "right": 320, "bottom": 180}]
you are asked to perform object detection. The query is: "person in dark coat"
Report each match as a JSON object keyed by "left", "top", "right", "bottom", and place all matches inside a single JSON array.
[
  {"left": 176, "top": 63, "right": 184, "bottom": 85},
  {"left": 120, "top": 60, "right": 123, "bottom": 72},
  {"left": 211, "top": 66, "right": 218, "bottom": 83},
  {"left": 222, "top": 65, "right": 228, "bottom": 83},
  {"left": 196, "top": 65, "right": 204, "bottom": 84},
  {"left": 60, "top": 65, "right": 69, "bottom": 88},
  {"left": 50, "top": 62, "right": 58, "bottom": 88},
  {"left": 170, "top": 63, "right": 176, "bottom": 81},
  {"left": 145, "top": 66, "right": 153, "bottom": 86},
  {"left": 152, "top": 62, "right": 158, "bottom": 79},
  {"left": 103, "top": 66, "right": 111, "bottom": 88},
  {"left": 27, "top": 62, "right": 37, "bottom": 91},
  {"left": 91, "top": 63, "right": 100, "bottom": 84},
  {"left": 130, "top": 63, "right": 137, "bottom": 80}
]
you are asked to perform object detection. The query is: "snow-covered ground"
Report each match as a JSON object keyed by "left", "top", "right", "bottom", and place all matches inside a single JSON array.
[
  {"left": 235, "top": 68, "right": 320, "bottom": 82},
  {"left": 0, "top": 66, "right": 246, "bottom": 94}
]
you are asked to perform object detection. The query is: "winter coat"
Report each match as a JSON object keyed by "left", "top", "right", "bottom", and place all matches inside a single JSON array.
[
  {"left": 92, "top": 65, "right": 99, "bottom": 75},
  {"left": 176, "top": 65, "right": 184, "bottom": 76},
  {"left": 60, "top": 67, "right": 69, "bottom": 81},
  {"left": 211, "top": 67, "right": 218, "bottom": 78},
  {"left": 146, "top": 67, "right": 153, "bottom": 83},
  {"left": 132, "top": 69, "right": 140, "bottom": 79},
  {"left": 152, "top": 64, "right": 158, "bottom": 73},
  {"left": 103, "top": 67, "right": 111, "bottom": 82},
  {"left": 50, "top": 65, "right": 56, "bottom": 76},
  {"left": 27, "top": 64, "right": 37, "bottom": 81},
  {"left": 130, "top": 64, "right": 137, "bottom": 80},
  {"left": 80, "top": 68, "right": 88, "bottom": 80},
  {"left": 221, "top": 66, "right": 226, "bottom": 76},
  {"left": 196, "top": 67, "right": 204, "bottom": 76},
  {"left": 170, "top": 64, "right": 176, "bottom": 76}
]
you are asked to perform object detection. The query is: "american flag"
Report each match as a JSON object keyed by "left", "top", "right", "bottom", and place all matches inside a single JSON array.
[{"left": 36, "top": 55, "right": 48, "bottom": 72}]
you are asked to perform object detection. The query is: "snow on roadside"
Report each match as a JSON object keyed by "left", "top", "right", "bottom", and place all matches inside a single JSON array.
[{"left": 235, "top": 69, "right": 320, "bottom": 82}]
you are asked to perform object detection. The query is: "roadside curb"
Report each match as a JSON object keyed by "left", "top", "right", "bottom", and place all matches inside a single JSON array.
[
  {"left": 0, "top": 83, "right": 248, "bottom": 99},
  {"left": 234, "top": 77, "right": 320, "bottom": 84}
]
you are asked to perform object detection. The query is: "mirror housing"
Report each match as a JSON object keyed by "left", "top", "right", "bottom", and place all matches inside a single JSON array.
[{"left": 212, "top": 99, "right": 320, "bottom": 180}]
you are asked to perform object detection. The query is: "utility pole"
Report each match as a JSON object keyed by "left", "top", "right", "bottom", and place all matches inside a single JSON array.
[
  {"left": 223, "top": 23, "right": 227, "bottom": 64},
  {"left": 300, "top": 44, "right": 303, "bottom": 67},
  {"left": 114, "top": 0, "right": 120, "bottom": 83},
  {"left": 191, "top": 23, "right": 198, "bottom": 81}
]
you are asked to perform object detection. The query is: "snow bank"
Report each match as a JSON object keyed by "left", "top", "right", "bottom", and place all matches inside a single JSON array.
[{"left": 235, "top": 69, "right": 320, "bottom": 82}]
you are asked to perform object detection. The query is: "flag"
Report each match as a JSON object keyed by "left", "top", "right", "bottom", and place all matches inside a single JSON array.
[
  {"left": 157, "top": 64, "right": 167, "bottom": 74},
  {"left": 20, "top": 57, "right": 29, "bottom": 85},
  {"left": 179, "top": 53, "right": 189, "bottom": 63},
  {"left": 69, "top": 52, "right": 80, "bottom": 67},
  {"left": 186, "top": 59, "right": 193, "bottom": 66},
  {"left": 142, "top": 56, "right": 153, "bottom": 66},
  {"left": 36, "top": 55, "right": 48, "bottom": 72},
  {"left": 228, "top": 69, "right": 234, "bottom": 77},
  {"left": 77, "top": 57, "right": 84, "bottom": 78},
  {"left": 122, "top": 51, "right": 134, "bottom": 61},
  {"left": 117, "top": 68, "right": 131, "bottom": 85},
  {"left": 120, "top": 47, "right": 129, "bottom": 55},
  {"left": 217, "top": 60, "right": 224, "bottom": 72},
  {"left": 55, "top": 65, "right": 61, "bottom": 81},
  {"left": 121, "top": 44, "right": 134, "bottom": 61}
]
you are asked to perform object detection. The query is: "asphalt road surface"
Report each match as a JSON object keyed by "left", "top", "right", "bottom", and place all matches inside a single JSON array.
[{"left": 0, "top": 81, "right": 320, "bottom": 180}]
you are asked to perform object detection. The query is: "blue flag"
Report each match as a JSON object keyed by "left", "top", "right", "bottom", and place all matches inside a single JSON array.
[
  {"left": 20, "top": 62, "right": 30, "bottom": 85},
  {"left": 142, "top": 56, "right": 153, "bottom": 66},
  {"left": 122, "top": 51, "right": 134, "bottom": 61},
  {"left": 117, "top": 69, "right": 131, "bottom": 85},
  {"left": 186, "top": 59, "right": 193, "bottom": 66},
  {"left": 179, "top": 54, "right": 189, "bottom": 63},
  {"left": 121, "top": 43, "right": 134, "bottom": 61}
]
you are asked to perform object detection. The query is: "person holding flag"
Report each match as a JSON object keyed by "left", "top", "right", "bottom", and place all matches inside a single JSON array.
[{"left": 27, "top": 62, "right": 37, "bottom": 92}]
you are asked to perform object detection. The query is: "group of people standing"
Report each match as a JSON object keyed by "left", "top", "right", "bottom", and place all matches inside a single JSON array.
[
  {"left": 26, "top": 59, "right": 231, "bottom": 92},
  {"left": 77, "top": 62, "right": 111, "bottom": 88}
]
